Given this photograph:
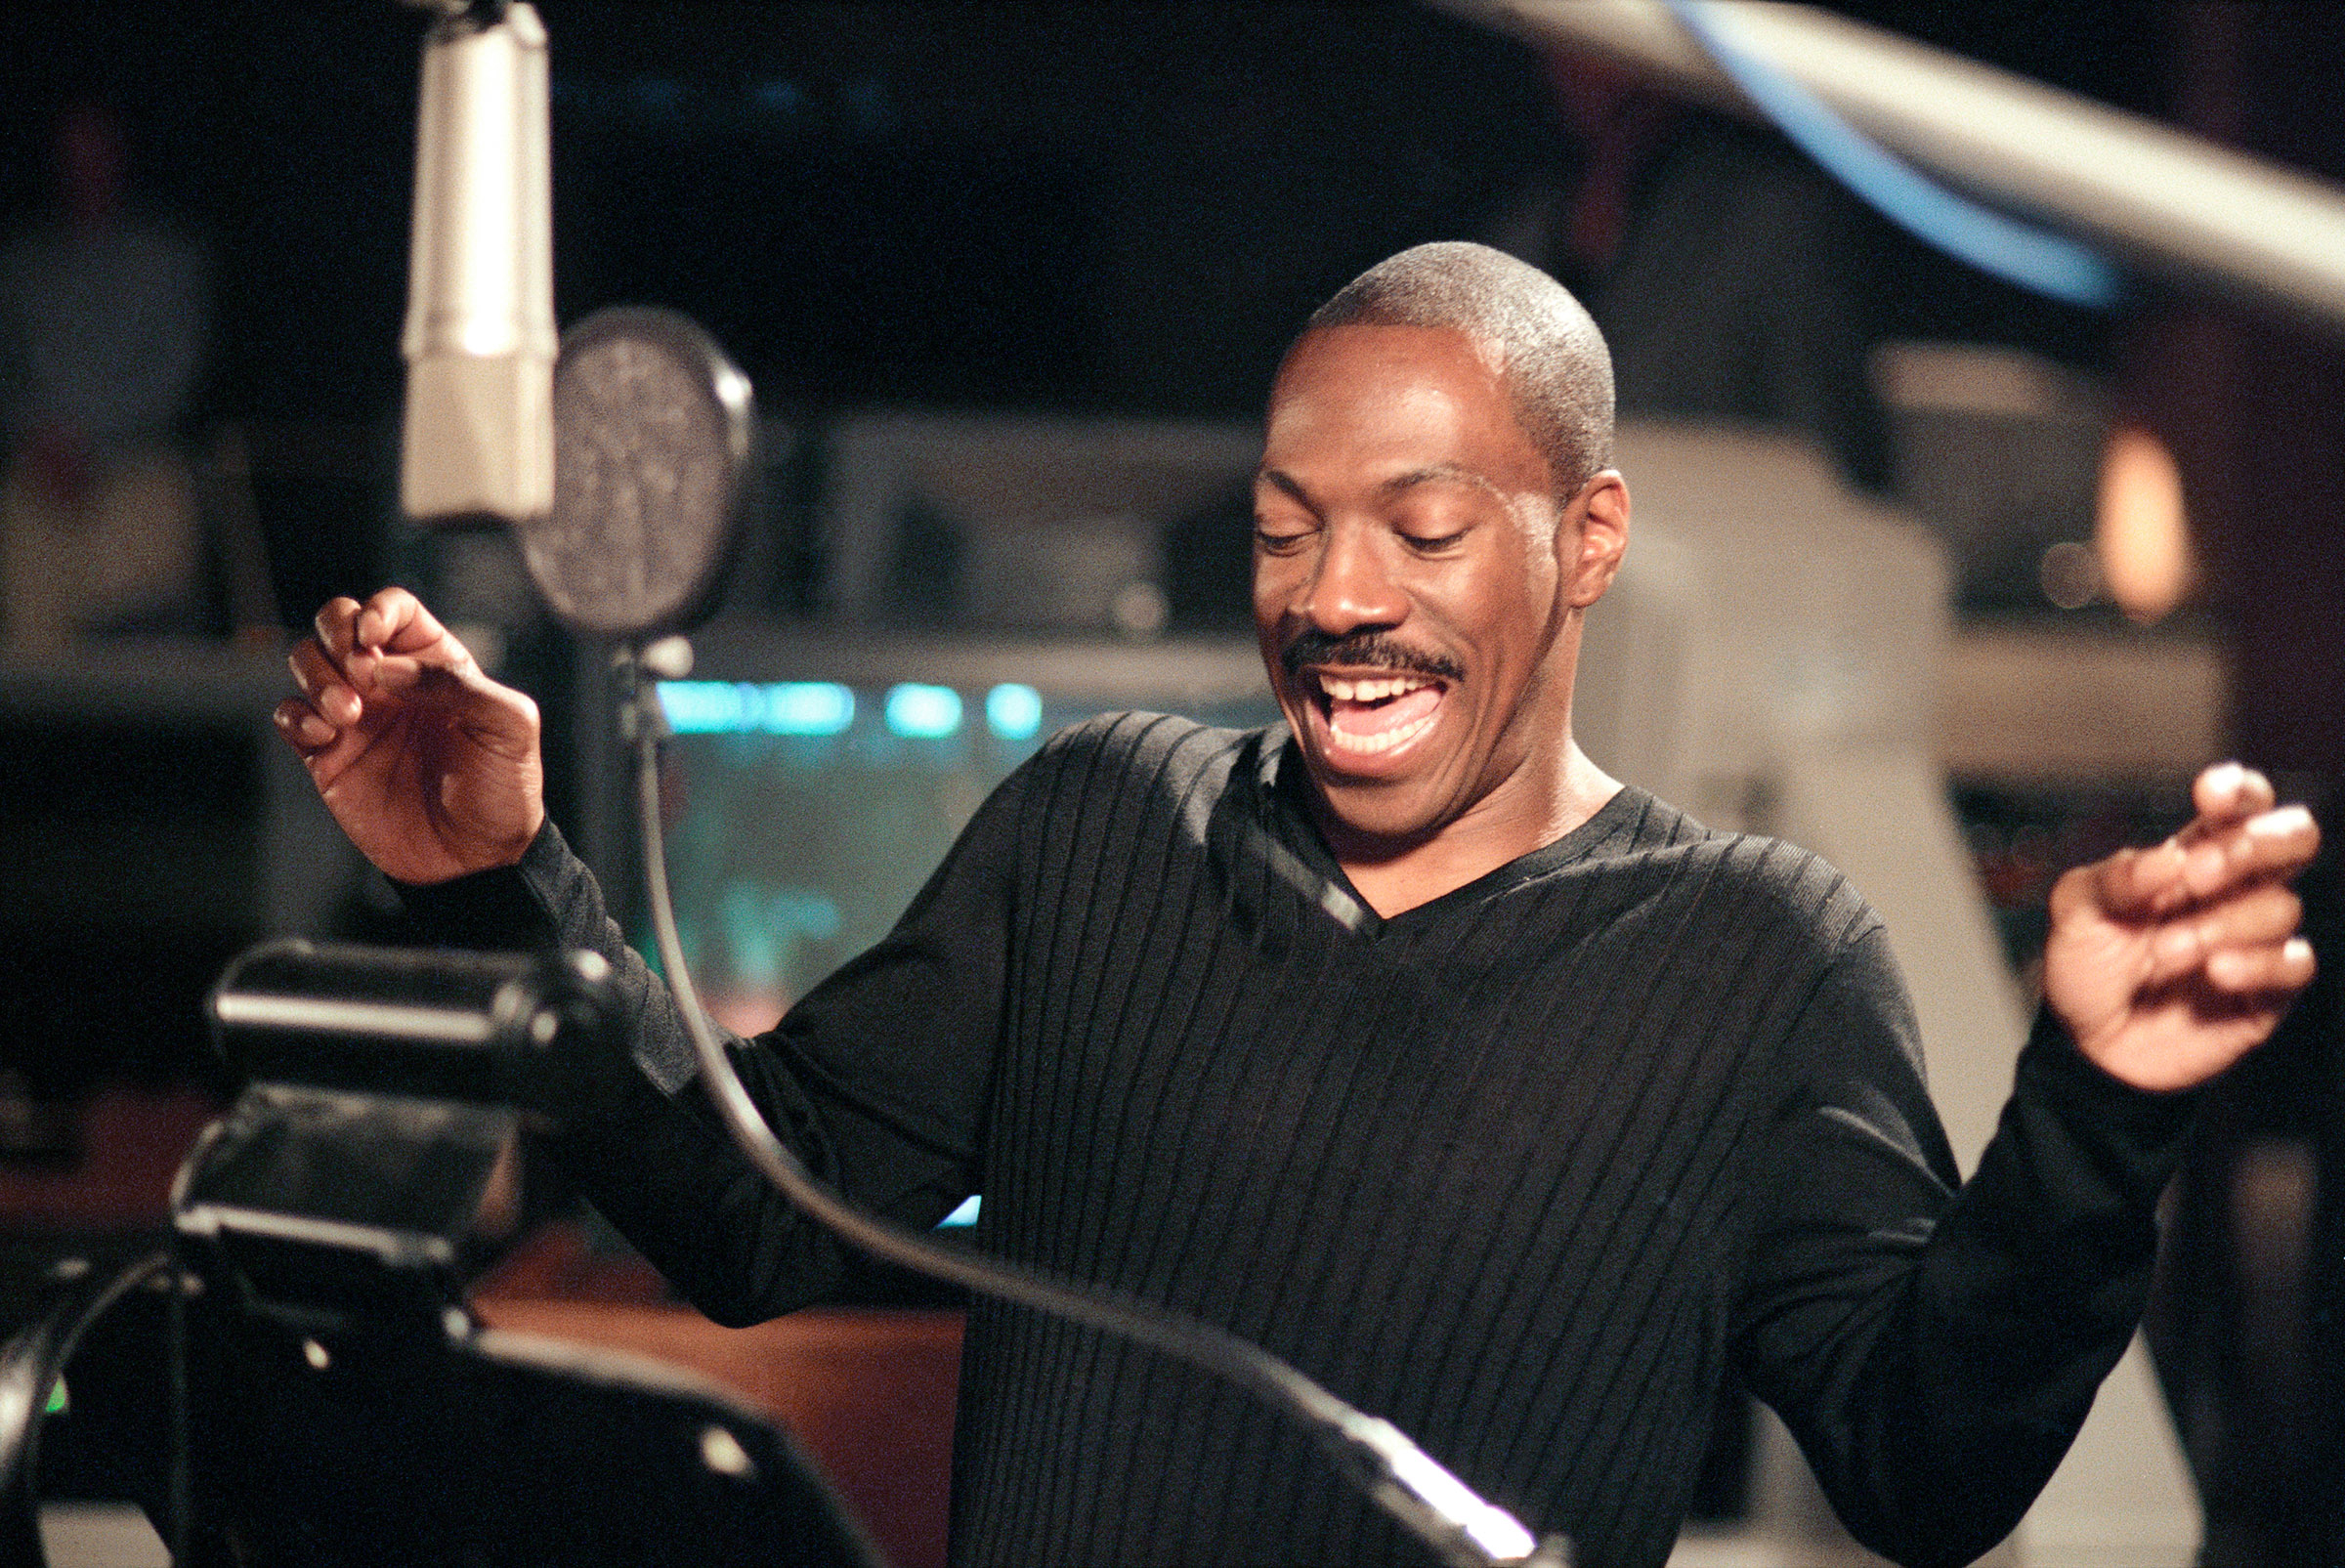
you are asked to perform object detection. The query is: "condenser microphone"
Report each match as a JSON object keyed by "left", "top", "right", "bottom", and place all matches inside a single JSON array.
[{"left": 399, "top": 0, "right": 556, "bottom": 526}]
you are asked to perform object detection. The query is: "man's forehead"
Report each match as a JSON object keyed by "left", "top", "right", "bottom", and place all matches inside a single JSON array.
[
  {"left": 1262, "top": 323, "right": 1543, "bottom": 484},
  {"left": 1270, "top": 325, "right": 1510, "bottom": 427}
]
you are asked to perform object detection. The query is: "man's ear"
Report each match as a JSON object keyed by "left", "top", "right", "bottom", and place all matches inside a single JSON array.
[{"left": 1563, "top": 470, "right": 1629, "bottom": 609}]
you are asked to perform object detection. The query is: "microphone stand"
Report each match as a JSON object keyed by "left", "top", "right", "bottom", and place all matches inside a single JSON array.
[{"left": 614, "top": 640, "right": 1572, "bottom": 1568}]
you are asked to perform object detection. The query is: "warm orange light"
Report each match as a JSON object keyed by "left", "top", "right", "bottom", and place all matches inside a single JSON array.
[{"left": 2095, "top": 425, "right": 2194, "bottom": 623}]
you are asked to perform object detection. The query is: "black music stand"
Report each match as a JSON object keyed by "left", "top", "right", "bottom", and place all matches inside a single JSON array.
[
  {"left": 60, "top": 1278, "right": 882, "bottom": 1568},
  {"left": 9, "top": 941, "right": 882, "bottom": 1568}
]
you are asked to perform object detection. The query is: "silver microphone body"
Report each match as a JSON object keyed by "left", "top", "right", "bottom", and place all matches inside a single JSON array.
[{"left": 401, "top": 1, "right": 555, "bottom": 526}]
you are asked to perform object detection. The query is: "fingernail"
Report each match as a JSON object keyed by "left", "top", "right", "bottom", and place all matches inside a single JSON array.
[
  {"left": 2286, "top": 937, "right": 2315, "bottom": 967},
  {"left": 2255, "top": 805, "right": 2317, "bottom": 838},
  {"left": 2206, "top": 760, "right": 2246, "bottom": 792}
]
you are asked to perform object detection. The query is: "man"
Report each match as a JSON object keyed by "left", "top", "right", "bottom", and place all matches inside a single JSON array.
[{"left": 277, "top": 244, "right": 2316, "bottom": 1568}]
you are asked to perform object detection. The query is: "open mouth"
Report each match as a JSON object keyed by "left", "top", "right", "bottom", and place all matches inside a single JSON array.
[{"left": 1310, "top": 670, "right": 1447, "bottom": 757}]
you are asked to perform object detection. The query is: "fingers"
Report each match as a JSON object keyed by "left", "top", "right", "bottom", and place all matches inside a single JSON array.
[
  {"left": 2144, "top": 882, "right": 2307, "bottom": 987},
  {"left": 313, "top": 587, "right": 479, "bottom": 697},
  {"left": 2088, "top": 797, "right": 2319, "bottom": 918},
  {"left": 2206, "top": 937, "right": 2316, "bottom": 994},
  {"left": 276, "top": 629, "right": 381, "bottom": 774},
  {"left": 272, "top": 696, "right": 337, "bottom": 754},
  {"left": 314, "top": 586, "right": 444, "bottom": 660},
  {"left": 280, "top": 591, "right": 541, "bottom": 770},
  {"left": 2067, "top": 765, "right": 2320, "bottom": 1013},
  {"left": 310, "top": 594, "right": 365, "bottom": 662},
  {"left": 292, "top": 587, "right": 486, "bottom": 724},
  {"left": 2186, "top": 759, "right": 2276, "bottom": 833},
  {"left": 285, "top": 635, "right": 361, "bottom": 723},
  {"left": 353, "top": 585, "right": 471, "bottom": 662},
  {"left": 279, "top": 591, "right": 432, "bottom": 761},
  {"left": 2176, "top": 802, "right": 2319, "bottom": 904}
]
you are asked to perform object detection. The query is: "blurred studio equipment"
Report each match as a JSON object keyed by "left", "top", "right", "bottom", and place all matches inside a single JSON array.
[
  {"left": 25, "top": 942, "right": 880, "bottom": 1568},
  {"left": 1515, "top": 49, "right": 1892, "bottom": 496}
]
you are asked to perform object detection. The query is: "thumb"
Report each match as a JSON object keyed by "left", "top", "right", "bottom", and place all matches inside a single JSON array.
[
  {"left": 400, "top": 654, "right": 543, "bottom": 759},
  {"left": 345, "top": 606, "right": 535, "bottom": 746},
  {"left": 337, "top": 589, "right": 489, "bottom": 699}
]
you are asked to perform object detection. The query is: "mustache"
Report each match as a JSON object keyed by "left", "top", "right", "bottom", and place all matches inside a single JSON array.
[{"left": 1279, "top": 629, "right": 1463, "bottom": 684}]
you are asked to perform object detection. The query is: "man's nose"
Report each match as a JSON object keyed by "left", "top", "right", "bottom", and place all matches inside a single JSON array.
[{"left": 1300, "top": 527, "right": 1406, "bottom": 634}]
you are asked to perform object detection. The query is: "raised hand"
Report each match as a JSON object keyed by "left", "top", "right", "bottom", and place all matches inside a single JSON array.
[
  {"left": 2044, "top": 761, "right": 2319, "bottom": 1093},
  {"left": 275, "top": 588, "right": 546, "bottom": 885}
]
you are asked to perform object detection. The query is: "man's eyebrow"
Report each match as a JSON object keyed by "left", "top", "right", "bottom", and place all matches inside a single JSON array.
[
  {"left": 1255, "top": 468, "right": 1311, "bottom": 506},
  {"left": 1378, "top": 462, "right": 1494, "bottom": 497},
  {"left": 1254, "top": 463, "right": 1498, "bottom": 503}
]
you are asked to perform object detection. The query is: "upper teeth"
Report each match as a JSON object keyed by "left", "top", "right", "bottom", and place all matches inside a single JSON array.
[{"left": 1320, "top": 674, "right": 1430, "bottom": 702}]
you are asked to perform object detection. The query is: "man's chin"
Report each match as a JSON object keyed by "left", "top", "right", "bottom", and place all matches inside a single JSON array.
[{"left": 1301, "top": 768, "right": 1454, "bottom": 853}]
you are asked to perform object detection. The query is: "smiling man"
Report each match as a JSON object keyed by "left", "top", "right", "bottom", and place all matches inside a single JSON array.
[
  {"left": 1253, "top": 263, "right": 1628, "bottom": 914},
  {"left": 279, "top": 242, "right": 2316, "bottom": 1567}
]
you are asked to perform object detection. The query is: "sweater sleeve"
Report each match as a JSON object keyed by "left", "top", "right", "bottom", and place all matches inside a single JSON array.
[
  {"left": 1730, "top": 923, "right": 2197, "bottom": 1568},
  {"left": 396, "top": 763, "right": 1031, "bottom": 1328}
]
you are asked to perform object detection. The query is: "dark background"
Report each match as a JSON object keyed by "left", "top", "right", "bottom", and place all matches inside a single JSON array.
[
  {"left": 8, "top": 2, "right": 2334, "bottom": 765},
  {"left": 4, "top": 5, "right": 2343, "bottom": 1552},
  {"left": 0, "top": 1, "right": 2177, "bottom": 423}
]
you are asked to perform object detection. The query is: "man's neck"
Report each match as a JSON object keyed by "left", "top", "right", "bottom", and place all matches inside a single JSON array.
[{"left": 1322, "top": 744, "right": 1622, "bottom": 918}]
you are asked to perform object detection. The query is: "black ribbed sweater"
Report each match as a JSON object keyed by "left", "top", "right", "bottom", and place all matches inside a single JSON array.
[{"left": 415, "top": 714, "right": 2196, "bottom": 1568}]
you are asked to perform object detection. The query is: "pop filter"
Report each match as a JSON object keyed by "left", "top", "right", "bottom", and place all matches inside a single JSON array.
[{"left": 521, "top": 305, "right": 756, "bottom": 639}]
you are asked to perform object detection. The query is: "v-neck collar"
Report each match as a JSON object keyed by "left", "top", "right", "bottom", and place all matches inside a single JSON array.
[{"left": 1254, "top": 728, "right": 1651, "bottom": 936}]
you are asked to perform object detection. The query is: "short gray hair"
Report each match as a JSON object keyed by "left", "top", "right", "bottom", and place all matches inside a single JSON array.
[{"left": 1305, "top": 241, "right": 1615, "bottom": 494}]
